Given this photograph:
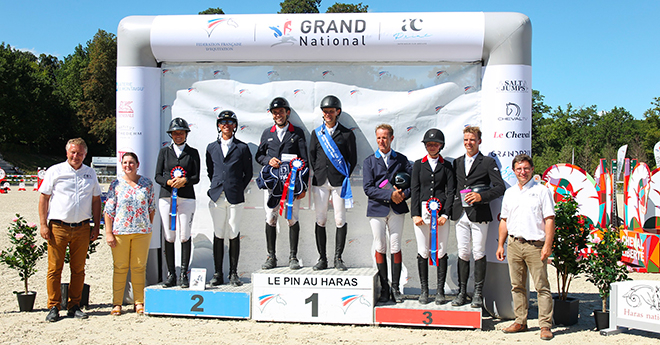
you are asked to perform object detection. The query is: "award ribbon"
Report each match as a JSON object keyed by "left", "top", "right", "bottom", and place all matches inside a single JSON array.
[
  {"left": 279, "top": 158, "right": 305, "bottom": 219},
  {"left": 170, "top": 166, "right": 186, "bottom": 231},
  {"left": 426, "top": 198, "right": 442, "bottom": 266}
]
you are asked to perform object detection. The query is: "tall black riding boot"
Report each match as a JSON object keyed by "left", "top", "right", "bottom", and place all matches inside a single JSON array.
[
  {"left": 376, "top": 253, "right": 389, "bottom": 303},
  {"left": 334, "top": 223, "right": 348, "bottom": 271},
  {"left": 391, "top": 253, "right": 403, "bottom": 303},
  {"left": 288, "top": 222, "right": 301, "bottom": 270},
  {"left": 180, "top": 240, "right": 192, "bottom": 288},
  {"left": 228, "top": 236, "right": 243, "bottom": 287},
  {"left": 210, "top": 236, "right": 224, "bottom": 286},
  {"left": 471, "top": 256, "right": 487, "bottom": 308},
  {"left": 261, "top": 224, "right": 277, "bottom": 269},
  {"left": 313, "top": 224, "right": 328, "bottom": 270},
  {"left": 417, "top": 255, "right": 430, "bottom": 304},
  {"left": 163, "top": 241, "right": 177, "bottom": 287},
  {"left": 452, "top": 258, "right": 470, "bottom": 306},
  {"left": 436, "top": 254, "right": 448, "bottom": 305}
]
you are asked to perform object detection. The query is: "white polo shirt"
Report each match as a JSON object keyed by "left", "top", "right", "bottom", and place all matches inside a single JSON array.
[
  {"left": 500, "top": 179, "right": 555, "bottom": 241},
  {"left": 39, "top": 161, "right": 102, "bottom": 223}
]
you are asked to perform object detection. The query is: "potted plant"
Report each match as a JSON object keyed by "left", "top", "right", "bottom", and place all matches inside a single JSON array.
[
  {"left": 581, "top": 224, "right": 630, "bottom": 330},
  {"left": 0, "top": 214, "right": 48, "bottom": 311},
  {"left": 551, "top": 194, "right": 589, "bottom": 326}
]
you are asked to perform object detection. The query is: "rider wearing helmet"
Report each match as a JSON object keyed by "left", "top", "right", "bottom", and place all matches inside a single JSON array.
[
  {"left": 411, "top": 128, "right": 455, "bottom": 305},
  {"left": 155, "top": 118, "right": 201, "bottom": 288},
  {"left": 206, "top": 110, "right": 253, "bottom": 287},
  {"left": 308, "top": 95, "right": 357, "bottom": 271},
  {"left": 362, "top": 123, "right": 412, "bottom": 303},
  {"left": 255, "top": 97, "right": 309, "bottom": 270}
]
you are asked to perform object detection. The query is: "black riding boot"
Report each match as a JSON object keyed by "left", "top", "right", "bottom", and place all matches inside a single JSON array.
[
  {"left": 180, "top": 240, "right": 191, "bottom": 288},
  {"left": 391, "top": 253, "right": 403, "bottom": 303},
  {"left": 228, "top": 236, "right": 243, "bottom": 286},
  {"left": 289, "top": 222, "right": 301, "bottom": 270},
  {"left": 418, "top": 255, "right": 429, "bottom": 304},
  {"left": 163, "top": 241, "right": 177, "bottom": 287},
  {"left": 261, "top": 224, "right": 277, "bottom": 269},
  {"left": 210, "top": 236, "right": 224, "bottom": 286},
  {"left": 334, "top": 223, "right": 348, "bottom": 271},
  {"left": 452, "top": 258, "right": 470, "bottom": 306},
  {"left": 313, "top": 224, "right": 328, "bottom": 270},
  {"left": 436, "top": 254, "right": 448, "bottom": 304},
  {"left": 376, "top": 254, "right": 389, "bottom": 303},
  {"left": 471, "top": 257, "right": 487, "bottom": 308}
]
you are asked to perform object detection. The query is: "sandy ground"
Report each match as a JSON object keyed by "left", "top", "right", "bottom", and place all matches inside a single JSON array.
[{"left": 1, "top": 189, "right": 660, "bottom": 345}]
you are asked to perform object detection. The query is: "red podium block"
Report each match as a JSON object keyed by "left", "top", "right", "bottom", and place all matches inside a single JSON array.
[{"left": 375, "top": 299, "right": 481, "bottom": 328}]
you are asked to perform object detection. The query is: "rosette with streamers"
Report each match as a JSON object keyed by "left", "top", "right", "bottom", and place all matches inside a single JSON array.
[
  {"left": 426, "top": 198, "right": 442, "bottom": 266},
  {"left": 279, "top": 158, "right": 305, "bottom": 219},
  {"left": 169, "top": 166, "right": 186, "bottom": 231}
]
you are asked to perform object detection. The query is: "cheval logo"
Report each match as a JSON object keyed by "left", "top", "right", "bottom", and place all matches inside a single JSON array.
[
  {"left": 258, "top": 294, "right": 287, "bottom": 312},
  {"left": 322, "top": 70, "right": 334, "bottom": 78},
  {"left": 118, "top": 101, "right": 134, "bottom": 117},
  {"left": 293, "top": 89, "right": 304, "bottom": 95},
  {"left": 162, "top": 69, "right": 172, "bottom": 74},
  {"left": 378, "top": 71, "right": 390, "bottom": 79},
  {"left": 267, "top": 70, "right": 280, "bottom": 80},
  {"left": 464, "top": 86, "right": 473, "bottom": 92},
  {"left": 238, "top": 89, "right": 248, "bottom": 95},
  {"left": 240, "top": 125, "right": 248, "bottom": 131},
  {"left": 213, "top": 106, "right": 222, "bottom": 113},
  {"left": 435, "top": 106, "right": 444, "bottom": 112},
  {"left": 435, "top": 70, "right": 447, "bottom": 78},
  {"left": 161, "top": 105, "right": 170, "bottom": 111},
  {"left": 493, "top": 131, "right": 531, "bottom": 139},
  {"left": 349, "top": 89, "right": 361, "bottom": 96},
  {"left": 340, "top": 294, "right": 371, "bottom": 314},
  {"left": 498, "top": 102, "right": 528, "bottom": 122},
  {"left": 269, "top": 20, "right": 296, "bottom": 47},
  {"left": 204, "top": 17, "right": 238, "bottom": 37},
  {"left": 394, "top": 18, "right": 431, "bottom": 40},
  {"left": 406, "top": 126, "right": 417, "bottom": 132},
  {"left": 497, "top": 80, "right": 529, "bottom": 93},
  {"left": 213, "top": 70, "right": 227, "bottom": 77}
]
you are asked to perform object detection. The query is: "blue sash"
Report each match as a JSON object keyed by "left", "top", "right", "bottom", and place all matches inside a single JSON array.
[{"left": 316, "top": 124, "right": 353, "bottom": 208}]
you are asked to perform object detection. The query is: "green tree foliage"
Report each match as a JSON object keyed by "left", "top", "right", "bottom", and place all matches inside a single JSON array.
[
  {"left": 326, "top": 2, "right": 369, "bottom": 12},
  {"left": 77, "top": 30, "right": 117, "bottom": 154},
  {"left": 642, "top": 97, "right": 660, "bottom": 167},
  {"left": 199, "top": 7, "right": 225, "bottom": 15},
  {"left": 279, "top": 0, "right": 322, "bottom": 13}
]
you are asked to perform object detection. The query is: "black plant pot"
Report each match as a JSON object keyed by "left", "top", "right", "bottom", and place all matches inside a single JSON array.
[
  {"left": 16, "top": 291, "right": 37, "bottom": 312},
  {"left": 553, "top": 296, "right": 579, "bottom": 326},
  {"left": 594, "top": 310, "right": 609, "bottom": 330},
  {"left": 61, "top": 283, "right": 90, "bottom": 309}
]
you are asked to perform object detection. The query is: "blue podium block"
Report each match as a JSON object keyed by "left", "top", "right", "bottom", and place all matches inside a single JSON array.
[
  {"left": 252, "top": 267, "right": 377, "bottom": 325},
  {"left": 144, "top": 284, "right": 251, "bottom": 319}
]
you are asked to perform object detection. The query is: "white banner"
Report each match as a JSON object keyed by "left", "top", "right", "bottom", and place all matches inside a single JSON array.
[
  {"left": 116, "top": 66, "right": 162, "bottom": 249},
  {"left": 151, "top": 13, "right": 485, "bottom": 63},
  {"left": 617, "top": 144, "right": 628, "bottom": 180},
  {"left": 654, "top": 141, "right": 660, "bottom": 168}
]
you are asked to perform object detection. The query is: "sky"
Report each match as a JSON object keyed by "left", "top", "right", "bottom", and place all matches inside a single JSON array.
[{"left": 1, "top": 1, "right": 658, "bottom": 119}]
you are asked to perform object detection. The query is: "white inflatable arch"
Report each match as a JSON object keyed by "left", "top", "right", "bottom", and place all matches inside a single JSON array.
[{"left": 116, "top": 12, "right": 531, "bottom": 319}]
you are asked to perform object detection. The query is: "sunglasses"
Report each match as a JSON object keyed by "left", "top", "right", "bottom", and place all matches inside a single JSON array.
[{"left": 219, "top": 120, "right": 235, "bottom": 125}]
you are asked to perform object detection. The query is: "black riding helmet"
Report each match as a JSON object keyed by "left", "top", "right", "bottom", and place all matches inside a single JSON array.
[
  {"left": 217, "top": 110, "right": 238, "bottom": 134},
  {"left": 167, "top": 118, "right": 190, "bottom": 141},
  {"left": 269, "top": 97, "right": 290, "bottom": 111},
  {"left": 422, "top": 128, "right": 445, "bottom": 150}
]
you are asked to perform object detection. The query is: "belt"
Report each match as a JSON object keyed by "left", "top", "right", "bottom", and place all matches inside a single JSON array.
[
  {"left": 509, "top": 235, "right": 544, "bottom": 246},
  {"left": 50, "top": 219, "right": 90, "bottom": 228}
]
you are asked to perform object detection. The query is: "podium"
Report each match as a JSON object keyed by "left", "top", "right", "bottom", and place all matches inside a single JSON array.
[
  {"left": 144, "top": 283, "right": 251, "bottom": 319},
  {"left": 375, "top": 299, "right": 482, "bottom": 328},
  {"left": 252, "top": 267, "right": 377, "bottom": 325}
]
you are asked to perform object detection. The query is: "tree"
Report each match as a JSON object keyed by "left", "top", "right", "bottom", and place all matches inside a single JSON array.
[
  {"left": 199, "top": 8, "right": 225, "bottom": 15},
  {"left": 279, "top": 0, "right": 321, "bottom": 13},
  {"left": 77, "top": 30, "right": 117, "bottom": 154},
  {"left": 326, "top": 2, "right": 368, "bottom": 13},
  {"left": 642, "top": 97, "right": 660, "bottom": 168}
]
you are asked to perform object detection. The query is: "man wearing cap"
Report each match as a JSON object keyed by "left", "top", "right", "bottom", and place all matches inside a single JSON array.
[
  {"left": 39, "top": 138, "right": 102, "bottom": 321},
  {"left": 207, "top": 110, "right": 253, "bottom": 286},
  {"left": 363, "top": 124, "right": 412, "bottom": 303},
  {"left": 155, "top": 117, "right": 201, "bottom": 288},
  {"left": 450, "top": 126, "right": 505, "bottom": 308},
  {"left": 497, "top": 154, "right": 555, "bottom": 340},
  {"left": 256, "top": 97, "right": 309, "bottom": 270},
  {"left": 308, "top": 95, "right": 357, "bottom": 271}
]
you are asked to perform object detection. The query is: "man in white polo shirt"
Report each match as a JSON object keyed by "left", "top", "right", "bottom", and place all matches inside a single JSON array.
[
  {"left": 496, "top": 154, "right": 555, "bottom": 340},
  {"left": 39, "top": 138, "right": 102, "bottom": 322}
]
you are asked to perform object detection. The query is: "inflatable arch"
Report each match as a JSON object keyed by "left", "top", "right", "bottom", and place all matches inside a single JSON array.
[{"left": 116, "top": 12, "right": 531, "bottom": 319}]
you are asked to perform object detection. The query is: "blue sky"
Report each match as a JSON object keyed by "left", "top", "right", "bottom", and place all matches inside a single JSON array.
[{"left": 1, "top": 1, "right": 658, "bottom": 118}]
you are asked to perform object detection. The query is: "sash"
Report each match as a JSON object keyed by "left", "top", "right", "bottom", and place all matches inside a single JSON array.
[
  {"left": 279, "top": 158, "right": 305, "bottom": 219},
  {"left": 315, "top": 124, "right": 353, "bottom": 208},
  {"left": 426, "top": 198, "right": 442, "bottom": 266},
  {"left": 170, "top": 166, "right": 186, "bottom": 231}
]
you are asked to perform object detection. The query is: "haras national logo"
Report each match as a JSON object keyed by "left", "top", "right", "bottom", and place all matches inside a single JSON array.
[
  {"left": 268, "top": 18, "right": 368, "bottom": 48},
  {"left": 498, "top": 102, "right": 528, "bottom": 122}
]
